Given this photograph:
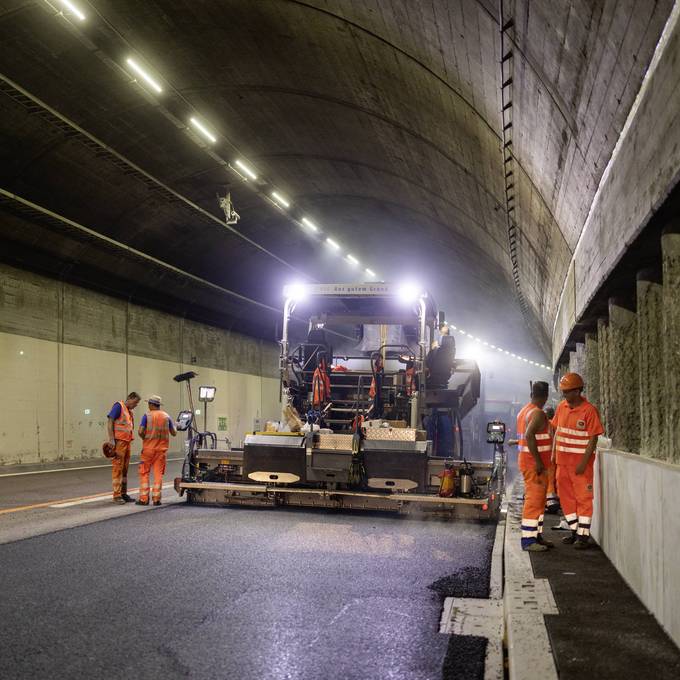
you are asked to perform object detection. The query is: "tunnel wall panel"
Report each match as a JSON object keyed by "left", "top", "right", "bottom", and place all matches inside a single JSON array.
[
  {"left": 0, "top": 264, "right": 280, "bottom": 465},
  {"left": 553, "top": 5, "right": 680, "bottom": 359},
  {"left": 593, "top": 449, "right": 680, "bottom": 648}
]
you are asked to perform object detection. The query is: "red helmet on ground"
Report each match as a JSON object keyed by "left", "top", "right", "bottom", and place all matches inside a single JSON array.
[
  {"left": 559, "top": 372, "right": 584, "bottom": 391},
  {"left": 102, "top": 441, "right": 115, "bottom": 458}
]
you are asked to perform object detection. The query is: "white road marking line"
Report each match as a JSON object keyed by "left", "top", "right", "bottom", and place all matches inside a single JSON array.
[
  {"left": 50, "top": 483, "right": 175, "bottom": 508},
  {"left": 0, "top": 458, "right": 183, "bottom": 478}
]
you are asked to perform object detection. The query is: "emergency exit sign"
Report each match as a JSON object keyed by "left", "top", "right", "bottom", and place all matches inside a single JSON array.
[{"left": 217, "top": 416, "right": 227, "bottom": 431}]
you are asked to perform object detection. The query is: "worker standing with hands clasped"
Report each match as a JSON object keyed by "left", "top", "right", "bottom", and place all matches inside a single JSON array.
[
  {"left": 516, "top": 381, "right": 554, "bottom": 552},
  {"left": 136, "top": 395, "right": 176, "bottom": 506},
  {"left": 552, "top": 373, "right": 604, "bottom": 549},
  {"left": 106, "top": 391, "right": 141, "bottom": 504}
]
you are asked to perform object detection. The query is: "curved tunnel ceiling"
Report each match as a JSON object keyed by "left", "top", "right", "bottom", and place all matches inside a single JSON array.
[{"left": 0, "top": 0, "right": 673, "bottom": 358}]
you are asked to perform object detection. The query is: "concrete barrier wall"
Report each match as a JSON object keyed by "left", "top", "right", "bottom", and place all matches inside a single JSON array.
[
  {"left": 0, "top": 263, "right": 280, "bottom": 465},
  {"left": 592, "top": 449, "right": 680, "bottom": 648}
]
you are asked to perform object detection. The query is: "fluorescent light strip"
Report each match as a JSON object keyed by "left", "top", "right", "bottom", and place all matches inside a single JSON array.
[
  {"left": 189, "top": 117, "right": 217, "bottom": 143},
  {"left": 453, "top": 323, "right": 550, "bottom": 371},
  {"left": 301, "top": 217, "right": 319, "bottom": 232},
  {"left": 57, "top": 0, "right": 85, "bottom": 21},
  {"left": 235, "top": 159, "right": 257, "bottom": 180},
  {"left": 126, "top": 58, "right": 163, "bottom": 94},
  {"left": 365, "top": 268, "right": 376, "bottom": 277},
  {"left": 346, "top": 254, "right": 359, "bottom": 265},
  {"left": 326, "top": 238, "right": 340, "bottom": 250},
  {"left": 271, "top": 191, "right": 290, "bottom": 208}
]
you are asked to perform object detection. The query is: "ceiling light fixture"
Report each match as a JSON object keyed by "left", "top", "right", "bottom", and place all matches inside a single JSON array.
[
  {"left": 234, "top": 159, "right": 257, "bottom": 180},
  {"left": 126, "top": 58, "right": 162, "bottom": 94},
  {"left": 189, "top": 117, "right": 217, "bottom": 143},
  {"left": 346, "top": 254, "right": 359, "bottom": 265},
  {"left": 56, "top": 0, "right": 85, "bottom": 21},
  {"left": 326, "top": 237, "right": 340, "bottom": 250},
  {"left": 301, "top": 217, "right": 319, "bottom": 232},
  {"left": 365, "top": 268, "right": 376, "bottom": 277},
  {"left": 271, "top": 191, "right": 290, "bottom": 208}
]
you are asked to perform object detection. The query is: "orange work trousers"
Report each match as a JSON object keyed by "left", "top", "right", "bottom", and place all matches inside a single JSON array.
[
  {"left": 112, "top": 440, "right": 131, "bottom": 499},
  {"left": 519, "top": 452, "right": 550, "bottom": 548},
  {"left": 139, "top": 450, "right": 167, "bottom": 503},
  {"left": 556, "top": 454, "right": 594, "bottom": 536},
  {"left": 545, "top": 462, "right": 559, "bottom": 509}
]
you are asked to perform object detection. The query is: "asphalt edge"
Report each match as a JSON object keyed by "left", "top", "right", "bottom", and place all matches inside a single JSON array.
[
  {"left": 503, "top": 480, "right": 559, "bottom": 680},
  {"left": 439, "top": 518, "right": 506, "bottom": 680}
]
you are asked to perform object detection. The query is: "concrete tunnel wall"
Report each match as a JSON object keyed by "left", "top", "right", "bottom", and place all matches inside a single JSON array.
[
  {"left": 0, "top": 263, "right": 281, "bottom": 465},
  {"left": 552, "top": 3, "right": 680, "bottom": 364}
]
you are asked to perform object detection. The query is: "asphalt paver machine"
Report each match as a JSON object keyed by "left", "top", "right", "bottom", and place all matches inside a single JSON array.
[{"left": 175, "top": 283, "right": 505, "bottom": 518}]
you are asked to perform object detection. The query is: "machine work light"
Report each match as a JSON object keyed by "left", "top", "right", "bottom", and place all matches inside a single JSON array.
[
  {"left": 198, "top": 386, "right": 216, "bottom": 402},
  {"left": 397, "top": 282, "right": 422, "bottom": 304},
  {"left": 283, "top": 283, "right": 308, "bottom": 302}
]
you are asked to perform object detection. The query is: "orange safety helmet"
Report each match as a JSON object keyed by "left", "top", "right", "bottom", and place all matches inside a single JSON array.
[
  {"left": 102, "top": 441, "right": 116, "bottom": 458},
  {"left": 559, "top": 372, "right": 584, "bottom": 391}
]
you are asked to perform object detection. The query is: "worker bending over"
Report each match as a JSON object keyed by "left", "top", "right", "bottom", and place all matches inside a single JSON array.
[
  {"left": 552, "top": 373, "right": 604, "bottom": 549},
  {"left": 516, "top": 381, "right": 554, "bottom": 552},
  {"left": 107, "top": 391, "right": 141, "bottom": 504},
  {"left": 136, "top": 395, "right": 176, "bottom": 506}
]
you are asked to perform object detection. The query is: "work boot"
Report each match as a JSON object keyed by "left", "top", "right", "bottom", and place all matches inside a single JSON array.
[
  {"left": 536, "top": 535, "right": 554, "bottom": 548},
  {"left": 113, "top": 497, "right": 126, "bottom": 505},
  {"left": 121, "top": 494, "right": 135, "bottom": 503},
  {"left": 523, "top": 542, "right": 548, "bottom": 552},
  {"left": 574, "top": 536, "right": 591, "bottom": 550},
  {"left": 152, "top": 500, "right": 162, "bottom": 506},
  {"left": 135, "top": 499, "right": 149, "bottom": 506},
  {"left": 545, "top": 504, "right": 561, "bottom": 515},
  {"left": 562, "top": 531, "right": 577, "bottom": 545}
]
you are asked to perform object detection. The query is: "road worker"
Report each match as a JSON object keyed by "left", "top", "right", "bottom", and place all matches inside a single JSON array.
[
  {"left": 551, "top": 373, "right": 604, "bottom": 549},
  {"left": 106, "top": 391, "right": 141, "bottom": 504},
  {"left": 136, "top": 395, "right": 176, "bottom": 506},
  {"left": 516, "top": 380, "right": 554, "bottom": 552},
  {"left": 543, "top": 405, "right": 560, "bottom": 514}
]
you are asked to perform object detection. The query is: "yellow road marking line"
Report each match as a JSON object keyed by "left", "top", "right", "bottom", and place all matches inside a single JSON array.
[{"left": 0, "top": 483, "right": 175, "bottom": 515}]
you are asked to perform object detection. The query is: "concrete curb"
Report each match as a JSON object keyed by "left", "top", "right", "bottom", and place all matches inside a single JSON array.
[{"left": 503, "top": 480, "right": 559, "bottom": 680}]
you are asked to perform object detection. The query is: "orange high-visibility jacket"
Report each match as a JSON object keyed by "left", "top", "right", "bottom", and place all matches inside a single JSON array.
[
  {"left": 312, "top": 367, "right": 331, "bottom": 408},
  {"left": 551, "top": 398, "right": 603, "bottom": 464},
  {"left": 141, "top": 410, "right": 171, "bottom": 456},
  {"left": 516, "top": 402, "right": 552, "bottom": 469},
  {"left": 113, "top": 401, "right": 134, "bottom": 442}
]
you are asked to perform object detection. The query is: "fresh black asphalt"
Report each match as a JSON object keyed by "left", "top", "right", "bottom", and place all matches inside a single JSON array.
[{"left": 0, "top": 504, "right": 495, "bottom": 679}]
